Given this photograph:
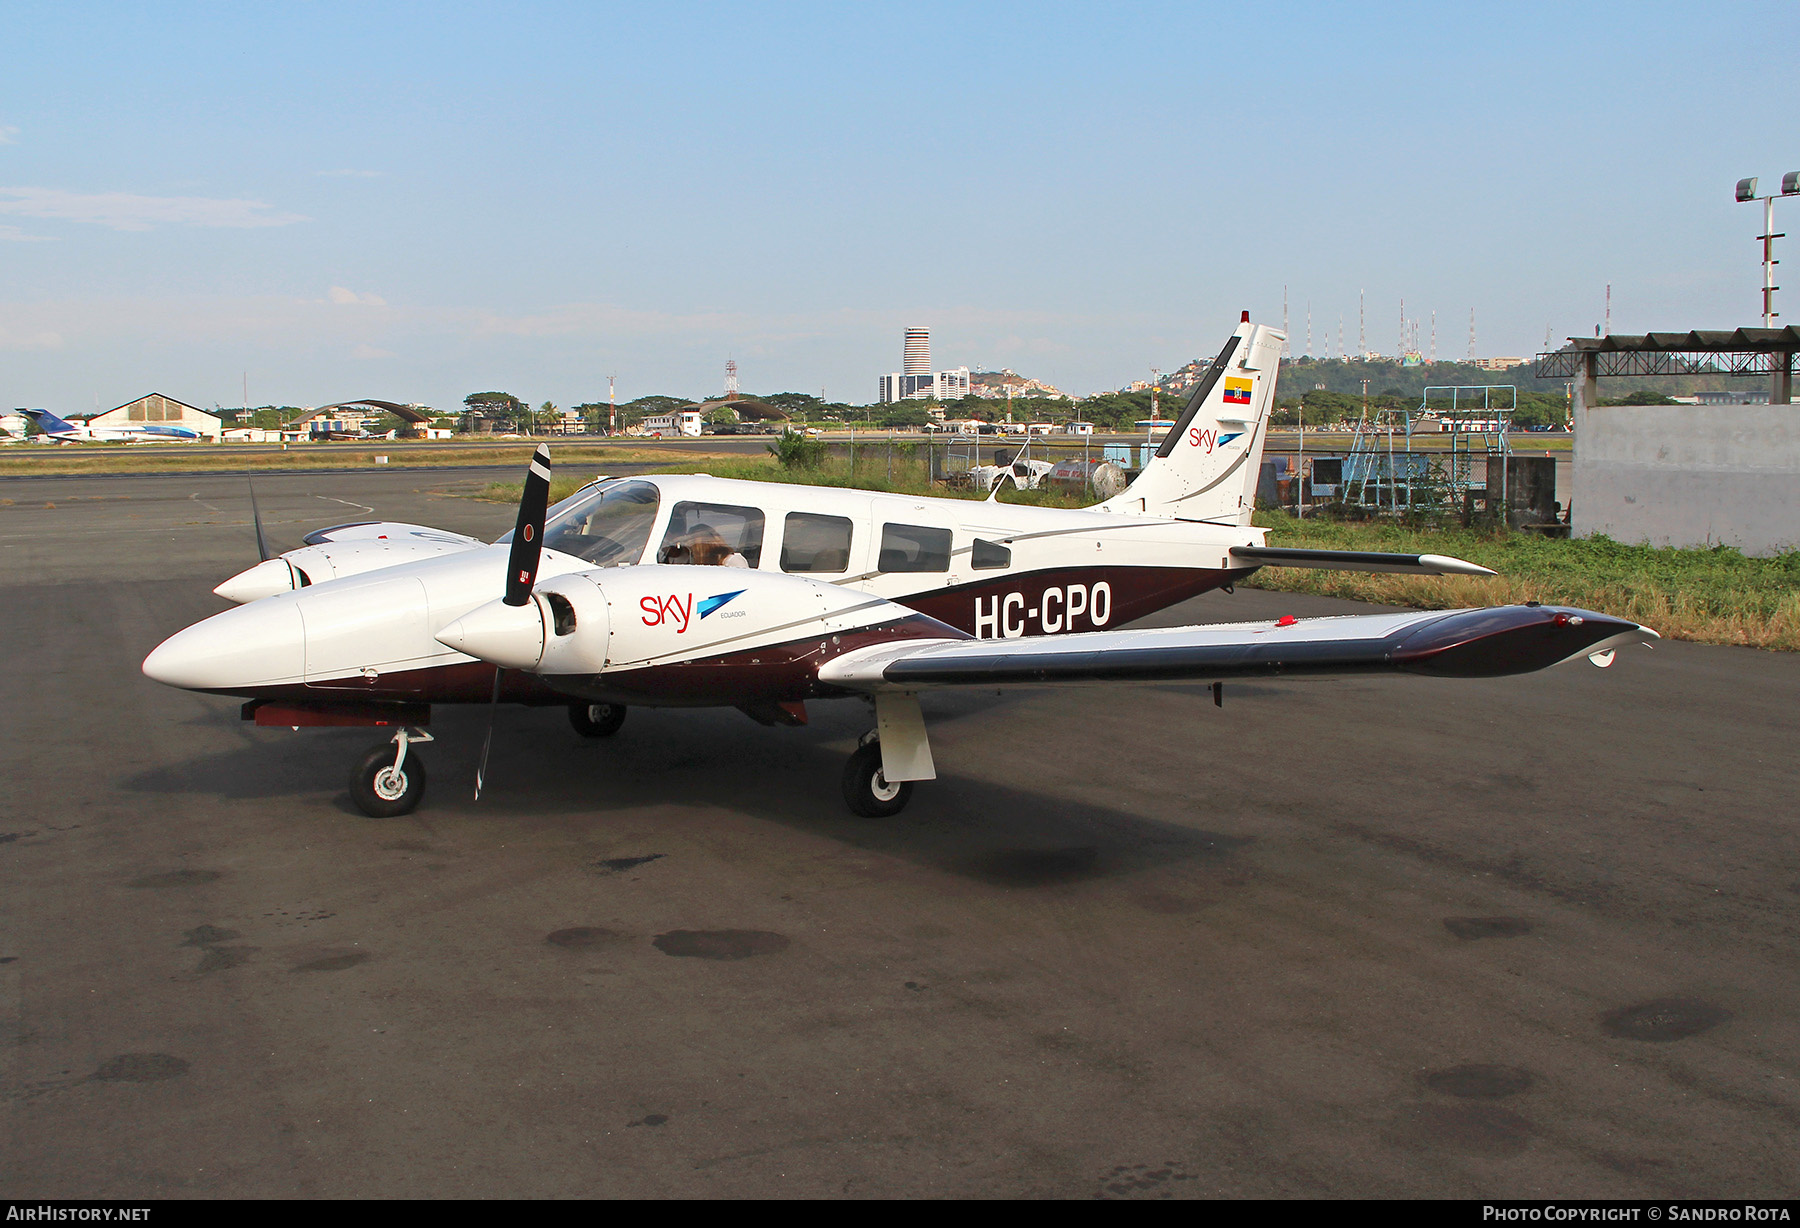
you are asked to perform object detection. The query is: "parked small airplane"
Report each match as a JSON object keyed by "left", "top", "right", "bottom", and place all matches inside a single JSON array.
[
  {"left": 143, "top": 316, "right": 1656, "bottom": 818},
  {"left": 969, "top": 439, "right": 1055, "bottom": 493},
  {"left": 21, "top": 407, "right": 204, "bottom": 443}
]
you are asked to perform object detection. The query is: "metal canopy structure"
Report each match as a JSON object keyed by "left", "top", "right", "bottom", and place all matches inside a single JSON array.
[
  {"left": 684, "top": 397, "right": 790, "bottom": 422},
  {"left": 308, "top": 399, "right": 435, "bottom": 425},
  {"left": 1537, "top": 328, "right": 1798, "bottom": 401}
]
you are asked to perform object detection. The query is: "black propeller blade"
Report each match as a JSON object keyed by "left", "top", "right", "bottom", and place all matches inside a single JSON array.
[
  {"left": 504, "top": 444, "right": 552, "bottom": 607},
  {"left": 474, "top": 666, "right": 503, "bottom": 800},
  {"left": 248, "top": 477, "right": 271, "bottom": 562},
  {"left": 479, "top": 443, "right": 552, "bottom": 799}
]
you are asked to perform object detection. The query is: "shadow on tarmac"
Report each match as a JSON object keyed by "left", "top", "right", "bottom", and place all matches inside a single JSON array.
[{"left": 121, "top": 691, "right": 1250, "bottom": 891}]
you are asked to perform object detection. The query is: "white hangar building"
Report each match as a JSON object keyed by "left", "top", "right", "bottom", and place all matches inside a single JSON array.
[{"left": 90, "top": 393, "right": 222, "bottom": 441}]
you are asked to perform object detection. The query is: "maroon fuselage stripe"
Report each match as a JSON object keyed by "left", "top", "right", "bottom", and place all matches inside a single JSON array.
[{"left": 213, "top": 564, "right": 1249, "bottom": 713}]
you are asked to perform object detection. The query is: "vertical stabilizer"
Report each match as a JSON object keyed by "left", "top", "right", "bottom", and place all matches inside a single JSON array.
[
  {"left": 1099, "top": 319, "right": 1284, "bottom": 523},
  {"left": 21, "top": 408, "right": 79, "bottom": 437}
]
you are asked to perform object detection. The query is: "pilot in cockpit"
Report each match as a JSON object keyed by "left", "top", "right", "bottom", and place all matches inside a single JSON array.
[{"left": 659, "top": 523, "right": 749, "bottom": 568}]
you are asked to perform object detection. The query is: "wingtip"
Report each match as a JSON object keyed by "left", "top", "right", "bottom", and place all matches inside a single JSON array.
[{"left": 1418, "top": 554, "right": 1498, "bottom": 577}]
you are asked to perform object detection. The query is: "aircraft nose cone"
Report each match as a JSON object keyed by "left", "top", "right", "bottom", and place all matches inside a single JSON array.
[
  {"left": 143, "top": 601, "right": 305, "bottom": 691},
  {"left": 142, "top": 628, "right": 208, "bottom": 688},
  {"left": 435, "top": 598, "right": 545, "bottom": 671},
  {"left": 213, "top": 557, "right": 294, "bottom": 604}
]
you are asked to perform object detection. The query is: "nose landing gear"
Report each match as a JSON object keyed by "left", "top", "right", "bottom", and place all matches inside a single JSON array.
[{"left": 350, "top": 727, "right": 431, "bottom": 817}]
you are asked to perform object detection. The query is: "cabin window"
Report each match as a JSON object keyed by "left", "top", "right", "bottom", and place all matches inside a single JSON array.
[
  {"left": 781, "top": 513, "right": 853, "bottom": 573},
  {"left": 537, "top": 479, "right": 660, "bottom": 567},
  {"left": 970, "top": 538, "right": 1011, "bottom": 570},
  {"left": 879, "top": 523, "right": 952, "bottom": 573},
  {"left": 657, "top": 501, "right": 764, "bottom": 567}
]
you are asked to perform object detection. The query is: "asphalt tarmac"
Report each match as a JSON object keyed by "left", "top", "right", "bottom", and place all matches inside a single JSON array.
[{"left": 2, "top": 470, "right": 1796, "bottom": 1198}]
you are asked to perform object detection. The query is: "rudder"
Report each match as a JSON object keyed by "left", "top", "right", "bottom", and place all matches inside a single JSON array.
[{"left": 1099, "top": 317, "right": 1284, "bottom": 524}]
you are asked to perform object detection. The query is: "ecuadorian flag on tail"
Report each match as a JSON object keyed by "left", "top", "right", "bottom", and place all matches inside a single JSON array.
[{"left": 1222, "top": 376, "right": 1254, "bottom": 405}]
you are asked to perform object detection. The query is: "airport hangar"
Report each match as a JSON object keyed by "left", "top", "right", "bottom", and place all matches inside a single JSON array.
[
  {"left": 1542, "top": 326, "right": 1800, "bottom": 555},
  {"left": 88, "top": 393, "right": 222, "bottom": 440}
]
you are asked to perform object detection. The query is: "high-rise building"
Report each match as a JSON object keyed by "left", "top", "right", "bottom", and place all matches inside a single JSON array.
[
  {"left": 903, "top": 328, "right": 931, "bottom": 376},
  {"left": 880, "top": 368, "right": 969, "bottom": 403},
  {"left": 879, "top": 327, "right": 968, "bottom": 403}
]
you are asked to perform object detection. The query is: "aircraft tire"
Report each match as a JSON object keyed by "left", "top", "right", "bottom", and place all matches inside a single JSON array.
[
  {"left": 842, "top": 742, "right": 912, "bottom": 818},
  {"left": 569, "top": 702, "right": 627, "bottom": 738},
  {"left": 350, "top": 743, "right": 427, "bottom": 818}
]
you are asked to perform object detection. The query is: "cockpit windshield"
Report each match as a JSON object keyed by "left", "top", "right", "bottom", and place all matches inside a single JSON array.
[{"left": 536, "top": 479, "right": 661, "bottom": 566}]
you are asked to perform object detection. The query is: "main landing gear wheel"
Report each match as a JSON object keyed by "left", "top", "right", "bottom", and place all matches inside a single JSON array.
[
  {"left": 569, "top": 702, "right": 627, "bottom": 738},
  {"left": 350, "top": 741, "right": 427, "bottom": 818},
  {"left": 842, "top": 740, "right": 912, "bottom": 818}
]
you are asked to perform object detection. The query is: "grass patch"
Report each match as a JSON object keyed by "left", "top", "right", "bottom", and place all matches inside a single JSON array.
[
  {"left": 0, "top": 442, "right": 731, "bottom": 478},
  {"left": 1247, "top": 511, "right": 1800, "bottom": 650}
]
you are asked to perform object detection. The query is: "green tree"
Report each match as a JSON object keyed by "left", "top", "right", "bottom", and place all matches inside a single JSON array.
[
  {"left": 876, "top": 404, "right": 931, "bottom": 429},
  {"left": 761, "top": 392, "right": 823, "bottom": 414},
  {"left": 464, "top": 391, "right": 527, "bottom": 431},
  {"left": 768, "top": 428, "right": 827, "bottom": 469}
]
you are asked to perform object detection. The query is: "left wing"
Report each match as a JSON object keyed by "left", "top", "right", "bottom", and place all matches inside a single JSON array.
[{"left": 818, "top": 604, "right": 1655, "bottom": 691}]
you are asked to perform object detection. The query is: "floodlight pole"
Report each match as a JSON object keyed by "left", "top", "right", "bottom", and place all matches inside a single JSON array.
[
  {"left": 1761, "top": 194, "right": 1779, "bottom": 328},
  {"left": 1737, "top": 173, "right": 1800, "bottom": 328}
]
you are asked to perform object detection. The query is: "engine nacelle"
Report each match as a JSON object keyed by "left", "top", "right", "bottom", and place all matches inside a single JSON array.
[
  {"left": 213, "top": 525, "right": 484, "bottom": 603},
  {"left": 435, "top": 565, "right": 920, "bottom": 677}
]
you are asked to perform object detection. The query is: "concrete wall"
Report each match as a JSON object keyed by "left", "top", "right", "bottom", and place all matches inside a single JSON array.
[{"left": 1574, "top": 401, "right": 1800, "bottom": 555}]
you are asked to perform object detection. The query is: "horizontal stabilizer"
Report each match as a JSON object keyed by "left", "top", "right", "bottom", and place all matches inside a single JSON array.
[
  {"left": 817, "top": 605, "right": 1654, "bottom": 691},
  {"left": 1230, "top": 545, "right": 1495, "bottom": 576}
]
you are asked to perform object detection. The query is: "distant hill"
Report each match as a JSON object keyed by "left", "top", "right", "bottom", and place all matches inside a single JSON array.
[{"left": 1112, "top": 354, "right": 1752, "bottom": 402}]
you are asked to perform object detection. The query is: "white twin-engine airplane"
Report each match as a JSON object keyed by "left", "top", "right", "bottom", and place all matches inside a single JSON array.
[{"left": 143, "top": 316, "right": 1657, "bottom": 818}]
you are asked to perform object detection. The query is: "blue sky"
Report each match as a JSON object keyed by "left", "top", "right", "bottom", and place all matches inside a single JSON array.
[{"left": 2, "top": 1, "right": 1795, "bottom": 412}]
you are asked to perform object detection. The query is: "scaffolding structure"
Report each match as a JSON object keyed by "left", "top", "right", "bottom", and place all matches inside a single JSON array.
[{"left": 1334, "top": 385, "right": 1516, "bottom": 514}]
